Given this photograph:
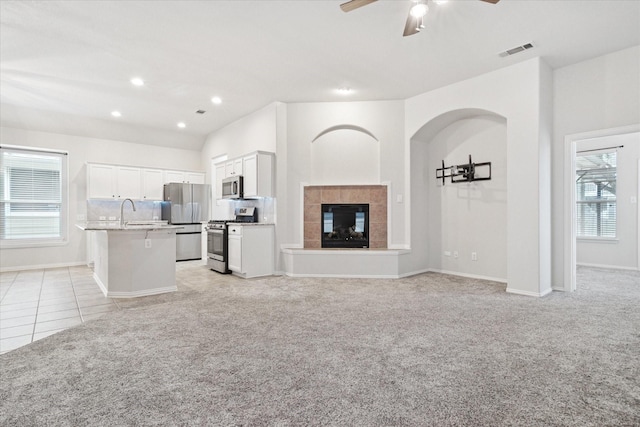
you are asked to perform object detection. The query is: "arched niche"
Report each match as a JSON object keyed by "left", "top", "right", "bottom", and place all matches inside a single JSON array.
[
  {"left": 310, "top": 124, "right": 380, "bottom": 185},
  {"left": 409, "top": 108, "right": 508, "bottom": 281}
]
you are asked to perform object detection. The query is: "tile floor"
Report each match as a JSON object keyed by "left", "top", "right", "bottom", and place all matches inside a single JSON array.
[{"left": 0, "top": 266, "right": 121, "bottom": 354}]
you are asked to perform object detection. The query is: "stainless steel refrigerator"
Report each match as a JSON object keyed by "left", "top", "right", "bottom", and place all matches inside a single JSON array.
[{"left": 161, "top": 183, "right": 210, "bottom": 261}]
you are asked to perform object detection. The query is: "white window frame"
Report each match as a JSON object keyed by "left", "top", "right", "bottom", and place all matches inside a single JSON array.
[
  {"left": 0, "top": 145, "right": 69, "bottom": 248},
  {"left": 575, "top": 149, "right": 617, "bottom": 241}
]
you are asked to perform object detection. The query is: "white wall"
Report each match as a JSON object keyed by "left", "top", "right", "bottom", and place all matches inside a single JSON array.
[
  {"left": 200, "top": 103, "right": 279, "bottom": 176},
  {"left": 0, "top": 126, "right": 203, "bottom": 271},
  {"left": 553, "top": 45, "right": 640, "bottom": 284},
  {"left": 575, "top": 132, "right": 639, "bottom": 269},
  {"left": 424, "top": 115, "right": 508, "bottom": 281},
  {"left": 405, "top": 58, "right": 553, "bottom": 296},
  {"left": 284, "top": 101, "right": 406, "bottom": 252}
]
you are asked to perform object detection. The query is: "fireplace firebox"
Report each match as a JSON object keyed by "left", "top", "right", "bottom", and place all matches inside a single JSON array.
[{"left": 321, "top": 204, "right": 369, "bottom": 248}]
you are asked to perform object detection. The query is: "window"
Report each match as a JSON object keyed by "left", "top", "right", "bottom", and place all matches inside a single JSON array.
[
  {"left": 576, "top": 150, "right": 616, "bottom": 238},
  {"left": 0, "top": 146, "right": 68, "bottom": 247}
]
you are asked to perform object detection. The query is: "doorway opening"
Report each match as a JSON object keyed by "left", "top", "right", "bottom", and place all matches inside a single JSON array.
[{"left": 564, "top": 125, "right": 640, "bottom": 292}]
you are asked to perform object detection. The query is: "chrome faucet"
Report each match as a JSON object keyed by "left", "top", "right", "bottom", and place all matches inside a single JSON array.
[{"left": 120, "top": 198, "right": 136, "bottom": 227}]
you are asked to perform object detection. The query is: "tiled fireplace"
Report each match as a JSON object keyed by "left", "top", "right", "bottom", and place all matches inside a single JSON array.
[{"left": 303, "top": 185, "right": 387, "bottom": 249}]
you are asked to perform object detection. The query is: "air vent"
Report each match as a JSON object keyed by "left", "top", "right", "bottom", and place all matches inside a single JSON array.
[
  {"left": 499, "top": 42, "right": 534, "bottom": 57},
  {"left": 196, "top": 110, "right": 206, "bottom": 114}
]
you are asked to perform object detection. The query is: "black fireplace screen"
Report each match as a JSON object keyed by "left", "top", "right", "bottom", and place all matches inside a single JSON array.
[{"left": 321, "top": 204, "right": 369, "bottom": 248}]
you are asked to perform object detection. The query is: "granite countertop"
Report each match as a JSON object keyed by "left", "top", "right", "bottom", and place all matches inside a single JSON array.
[
  {"left": 76, "top": 221, "right": 184, "bottom": 231},
  {"left": 225, "top": 222, "right": 275, "bottom": 226}
]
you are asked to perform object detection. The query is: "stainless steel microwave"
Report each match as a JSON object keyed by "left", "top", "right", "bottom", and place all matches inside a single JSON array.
[{"left": 221, "top": 175, "right": 243, "bottom": 199}]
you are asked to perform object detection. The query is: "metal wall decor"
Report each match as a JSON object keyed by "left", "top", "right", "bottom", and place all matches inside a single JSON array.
[{"left": 436, "top": 155, "right": 492, "bottom": 185}]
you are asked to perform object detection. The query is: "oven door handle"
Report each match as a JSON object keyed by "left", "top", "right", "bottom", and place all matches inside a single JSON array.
[{"left": 207, "top": 229, "right": 225, "bottom": 234}]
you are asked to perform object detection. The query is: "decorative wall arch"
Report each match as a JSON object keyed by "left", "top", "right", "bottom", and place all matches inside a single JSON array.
[
  {"left": 312, "top": 124, "right": 379, "bottom": 143},
  {"left": 409, "top": 108, "right": 508, "bottom": 282},
  {"left": 410, "top": 108, "right": 506, "bottom": 142},
  {"left": 309, "top": 123, "right": 380, "bottom": 185}
]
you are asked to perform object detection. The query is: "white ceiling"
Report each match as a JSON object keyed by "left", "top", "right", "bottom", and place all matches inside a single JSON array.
[{"left": 1, "top": 0, "right": 639, "bottom": 150}]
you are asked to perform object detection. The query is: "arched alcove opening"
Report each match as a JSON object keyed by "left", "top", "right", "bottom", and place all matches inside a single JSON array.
[
  {"left": 410, "top": 108, "right": 508, "bottom": 281},
  {"left": 310, "top": 125, "right": 380, "bottom": 185}
]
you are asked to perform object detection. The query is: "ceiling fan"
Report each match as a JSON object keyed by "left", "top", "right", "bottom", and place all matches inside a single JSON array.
[{"left": 340, "top": 0, "right": 501, "bottom": 37}]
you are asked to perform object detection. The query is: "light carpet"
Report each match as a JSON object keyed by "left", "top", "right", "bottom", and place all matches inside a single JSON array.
[{"left": 1, "top": 265, "right": 639, "bottom": 426}]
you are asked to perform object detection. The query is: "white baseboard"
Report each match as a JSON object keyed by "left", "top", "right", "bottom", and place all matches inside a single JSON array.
[
  {"left": 577, "top": 262, "right": 639, "bottom": 271},
  {"left": 506, "top": 287, "right": 553, "bottom": 298},
  {"left": 1, "top": 261, "right": 87, "bottom": 273},
  {"left": 284, "top": 272, "right": 402, "bottom": 279},
  {"left": 106, "top": 286, "right": 178, "bottom": 299},
  {"left": 429, "top": 268, "right": 508, "bottom": 284}
]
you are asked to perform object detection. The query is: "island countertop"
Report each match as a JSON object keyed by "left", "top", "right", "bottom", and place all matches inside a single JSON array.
[{"left": 76, "top": 221, "right": 185, "bottom": 231}]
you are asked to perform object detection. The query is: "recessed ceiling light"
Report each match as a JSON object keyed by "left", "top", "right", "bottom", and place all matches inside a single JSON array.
[
  {"left": 130, "top": 77, "right": 145, "bottom": 86},
  {"left": 111, "top": 111, "right": 122, "bottom": 117},
  {"left": 211, "top": 96, "right": 222, "bottom": 105},
  {"left": 177, "top": 122, "right": 186, "bottom": 129},
  {"left": 336, "top": 87, "right": 352, "bottom": 95}
]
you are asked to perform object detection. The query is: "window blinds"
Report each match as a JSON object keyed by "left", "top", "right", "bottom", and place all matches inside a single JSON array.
[
  {"left": 0, "top": 146, "right": 67, "bottom": 242},
  {"left": 576, "top": 151, "right": 617, "bottom": 238}
]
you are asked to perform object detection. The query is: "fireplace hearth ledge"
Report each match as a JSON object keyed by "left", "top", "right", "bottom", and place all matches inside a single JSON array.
[{"left": 281, "top": 247, "right": 411, "bottom": 278}]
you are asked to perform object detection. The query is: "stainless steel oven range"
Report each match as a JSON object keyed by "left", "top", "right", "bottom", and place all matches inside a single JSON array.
[{"left": 206, "top": 220, "right": 230, "bottom": 274}]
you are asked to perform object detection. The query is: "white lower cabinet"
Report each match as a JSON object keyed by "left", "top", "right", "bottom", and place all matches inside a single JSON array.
[{"left": 227, "top": 224, "right": 274, "bottom": 278}]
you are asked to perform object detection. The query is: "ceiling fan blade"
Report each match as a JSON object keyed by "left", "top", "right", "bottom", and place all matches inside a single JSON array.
[
  {"left": 340, "top": 0, "right": 377, "bottom": 13},
  {"left": 402, "top": 8, "right": 420, "bottom": 37},
  {"left": 479, "top": 0, "right": 500, "bottom": 3}
]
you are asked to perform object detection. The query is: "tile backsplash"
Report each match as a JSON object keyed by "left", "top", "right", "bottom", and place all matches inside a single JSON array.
[
  {"left": 87, "top": 197, "right": 276, "bottom": 224},
  {"left": 213, "top": 197, "right": 276, "bottom": 223},
  {"left": 86, "top": 200, "right": 163, "bottom": 222}
]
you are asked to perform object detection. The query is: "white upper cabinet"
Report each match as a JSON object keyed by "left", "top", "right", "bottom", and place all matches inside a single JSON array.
[
  {"left": 164, "top": 170, "right": 205, "bottom": 184},
  {"left": 242, "top": 152, "right": 274, "bottom": 198},
  {"left": 214, "top": 162, "right": 226, "bottom": 198},
  {"left": 116, "top": 166, "right": 142, "bottom": 199},
  {"left": 141, "top": 169, "right": 164, "bottom": 200},
  {"left": 225, "top": 158, "right": 243, "bottom": 178},
  {"left": 185, "top": 172, "right": 205, "bottom": 184},
  {"left": 87, "top": 163, "right": 117, "bottom": 199},
  {"left": 213, "top": 151, "right": 274, "bottom": 199},
  {"left": 87, "top": 163, "right": 205, "bottom": 200}
]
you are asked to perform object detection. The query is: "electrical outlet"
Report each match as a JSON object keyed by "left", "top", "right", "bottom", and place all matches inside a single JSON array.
[
  {"left": 145, "top": 239, "right": 152, "bottom": 249},
  {"left": 444, "top": 251, "right": 451, "bottom": 257},
  {"left": 471, "top": 252, "right": 478, "bottom": 261},
  {"left": 108, "top": 216, "right": 116, "bottom": 221},
  {"left": 453, "top": 251, "right": 459, "bottom": 258},
  {"left": 76, "top": 214, "right": 86, "bottom": 221},
  {"left": 99, "top": 216, "right": 106, "bottom": 221}
]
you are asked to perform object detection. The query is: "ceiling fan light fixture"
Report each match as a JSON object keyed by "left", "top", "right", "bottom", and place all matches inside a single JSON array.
[
  {"left": 410, "top": 2, "right": 428, "bottom": 18},
  {"left": 130, "top": 77, "right": 144, "bottom": 87}
]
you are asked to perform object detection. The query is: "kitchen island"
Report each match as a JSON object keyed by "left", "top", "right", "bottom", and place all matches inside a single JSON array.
[{"left": 77, "top": 221, "right": 182, "bottom": 298}]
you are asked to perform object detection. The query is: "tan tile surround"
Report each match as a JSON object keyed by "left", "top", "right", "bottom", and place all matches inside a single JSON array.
[{"left": 303, "top": 185, "right": 387, "bottom": 249}]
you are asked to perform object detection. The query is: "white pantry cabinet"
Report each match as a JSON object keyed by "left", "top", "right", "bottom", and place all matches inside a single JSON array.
[{"left": 227, "top": 224, "right": 274, "bottom": 278}]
